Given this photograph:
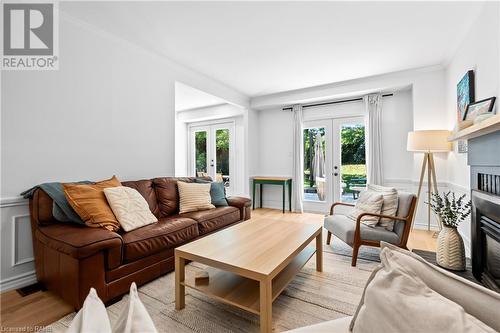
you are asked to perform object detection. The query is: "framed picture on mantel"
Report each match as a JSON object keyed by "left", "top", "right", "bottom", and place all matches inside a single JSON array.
[
  {"left": 456, "top": 70, "right": 474, "bottom": 154},
  {"left": 457, "top": 70, "right": 475, "bottom": 121}
]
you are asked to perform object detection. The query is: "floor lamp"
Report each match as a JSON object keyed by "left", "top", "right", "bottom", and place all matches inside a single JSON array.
[{"left": 407, "top": 130, "right": 452, "bottom": 231}]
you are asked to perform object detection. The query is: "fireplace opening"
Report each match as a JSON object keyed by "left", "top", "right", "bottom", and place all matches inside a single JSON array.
[{"left": 471, "top": 190, "right": 500, "bottom": 292}]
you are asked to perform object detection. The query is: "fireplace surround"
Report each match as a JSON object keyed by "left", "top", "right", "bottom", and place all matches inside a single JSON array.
[{"left": 469, "top": 131, "right": 500, "bottom": 292}]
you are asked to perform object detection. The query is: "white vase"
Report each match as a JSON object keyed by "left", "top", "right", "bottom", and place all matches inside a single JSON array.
[{"left": 436, "top": 226, "right": 466, "bottom": 271}]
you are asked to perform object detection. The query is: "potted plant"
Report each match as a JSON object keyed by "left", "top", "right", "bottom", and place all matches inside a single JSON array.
[{"left": 428, "top": 191, "right": 471, "bottom": 271}]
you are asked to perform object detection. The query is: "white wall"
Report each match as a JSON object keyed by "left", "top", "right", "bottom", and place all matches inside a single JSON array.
[
  {"left": 0, "top": 11, "right": 248, "bottom": 290},
  {"left": 444, "top": 2, "right": 500, "bottom": 252},
  {"left": 256, "top": 89, "right": 414, "bottom": 211}
]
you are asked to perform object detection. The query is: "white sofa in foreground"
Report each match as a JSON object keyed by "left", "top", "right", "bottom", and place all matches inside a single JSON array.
[{"left": 287, "top": 243, "right": 500, "bottom": 333}]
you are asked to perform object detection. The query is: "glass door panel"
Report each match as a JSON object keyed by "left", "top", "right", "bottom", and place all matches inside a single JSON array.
[
  {"left": 303, "top": 127, "right": 327, "bottom": 202},
  {"left": 190, "top": 122, "right": 234, "bottom": 194},
  {"left": 336, "top": 118, "right": 366, "bottom": 203},
  {"left": 215, "top": 128, "right": 230, "bottom": 189},
  {"left": 194, "top": 130, "right": 208, "bottom": 177},
  {"left": 303, "top": 120, "right": 332, "bottom": 212}
]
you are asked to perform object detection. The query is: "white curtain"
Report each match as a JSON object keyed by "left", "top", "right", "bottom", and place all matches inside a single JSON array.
[
  {"left": 364, "top": 94, "right": 383, "bottom": 185},
  {"left": 292, "top": 104, "right": 304, "bottom": 213}
]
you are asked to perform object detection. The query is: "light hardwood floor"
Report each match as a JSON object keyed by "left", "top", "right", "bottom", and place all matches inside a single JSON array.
[{"left": 0, "top": 208, "right": 436, "bottom": 330}]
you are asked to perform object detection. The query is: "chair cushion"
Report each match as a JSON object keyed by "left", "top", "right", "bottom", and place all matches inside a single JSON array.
[
  {"left": 367, "top": 184, "right": 398, "bottom": 231},
  {"left": 348, "top": 191, "right": 384, "bottom": 227},
  {"left": 121, "top": 216, "right": 198, "bottom": 262},
  {"left": 181, "top": 206, "right": 240, "bottom": 235},
  {"left": 394, "top": 192, "right": 416, "bottom": 238},
  {"left": 324, "top": 214, "right": 400, "bottom": 245}
]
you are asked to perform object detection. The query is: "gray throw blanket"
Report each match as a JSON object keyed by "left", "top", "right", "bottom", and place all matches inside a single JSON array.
[{"left": 21, "top": 182, "right": 91, "bottom": 224}]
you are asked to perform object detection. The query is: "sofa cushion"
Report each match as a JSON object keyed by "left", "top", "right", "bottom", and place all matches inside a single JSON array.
[
  {"left": 181, "top": 206, "right": 240, "bottom": 235},
  {"left": 350, "top": 244, "right": 496, "bottom": 333},
  {"left": 121, "top": 179, "right": 160, "bottom": 218},
  {"left": 121, "top": 216, "right": 198, "bottom": 262},
  {"left": 177, "top": 181, "right": 215, "bottom": 213},
  {"left": 63, "top": 176, "right": 122, "bottom": 231},
  {"left": 324, "top": 214, "right": 400, "bottom": 245},
  {"left": 152, "top": 177, "right": 180, "bottom": 217},
  {"left": 104, "top": 186, "right": 158, "bottom": 232},
  {"left": 372, "top": 243, "right": 500, "bottom": 332},
  {"left": 285, "top": 316, "right": 352, "bottom": 333}
]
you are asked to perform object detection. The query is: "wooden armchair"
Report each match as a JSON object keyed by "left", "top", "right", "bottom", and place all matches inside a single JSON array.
[{"left": 324, "top": 192, "right": 417, "bottom": 266}]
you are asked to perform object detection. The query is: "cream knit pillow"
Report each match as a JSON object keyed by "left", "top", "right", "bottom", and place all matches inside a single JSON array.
[
  {"left": 177, "top": 181, "right": 215, "bottom": 214},
  {"left": 367, "top": 184, "right": 399, "bottom": 231},
  {"left": 104, "top": 186, "right": 157, "bottom": 232},
  {"left": 348, "top": 191, "right": 384, "bottom": 227}
]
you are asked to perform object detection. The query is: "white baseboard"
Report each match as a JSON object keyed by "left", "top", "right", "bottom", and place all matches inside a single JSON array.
[{"left": 0, "top": 271, "right": 37, "bottom": 292}]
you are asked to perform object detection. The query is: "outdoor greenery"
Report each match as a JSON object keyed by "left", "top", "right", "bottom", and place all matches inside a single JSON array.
[
  {"left": 195, "top": 131, "right": 207, "bottom": 173},
  {"left": 215, "top": 129, "right": 229, "bottom": 175},
  {"left": 341, "top": 125, "right": 365, "bottom": 164},
  {"left": 195, "top": 129, "right": 230, "bottom": 175},
  {"left": 428, "top": 191, "right": 472, "bottom": 228},
  {"left": 303, "top": 125, "right": 366, "bottom": 193}
]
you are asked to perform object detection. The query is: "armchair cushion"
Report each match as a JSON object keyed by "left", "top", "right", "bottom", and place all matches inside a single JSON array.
[
  {"left": 367, "top": 184, "right": 398, "bottom": 231},
  {"left": 347, "top": 191, "right": 384, "bottom": 227},
  {"left": 394, "top": 192, "right": 417, "bottom": 238},
  {"left": 324, "top": 214, "right": 400, "bottom": 246}
]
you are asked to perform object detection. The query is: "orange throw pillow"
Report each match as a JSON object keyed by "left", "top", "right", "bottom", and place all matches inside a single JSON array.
[{"left": 63, "top": 176, "right": 122, "bottom": 231}]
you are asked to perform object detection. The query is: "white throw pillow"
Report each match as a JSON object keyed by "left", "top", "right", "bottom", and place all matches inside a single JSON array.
[
  {"left": 348, "top": 191, "right": 384, "bottom": 227},
  {"left": 177, "top": 181, "right": 215, "bottom": 214},
  {"left": 350, "top": 246, "right": 496, "bottom": 333},
  {"left": 66, "top": 288, "right": 112, "bottom": 333},
  {"left": 367, "top": 184, "right": 398, "bottom": 231},
  {"left": 104, "top": 186, "right": 158, "bottom": 232},
  {"left": 112, "top": 283, "right": 157, "bottom": 333}
]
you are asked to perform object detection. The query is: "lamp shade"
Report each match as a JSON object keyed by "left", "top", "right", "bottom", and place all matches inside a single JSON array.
[{"left": 407, "top": 130, "right": 452, "bottom": 152}]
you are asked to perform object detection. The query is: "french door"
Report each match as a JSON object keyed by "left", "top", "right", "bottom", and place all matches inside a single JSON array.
[
  {"left": 189, "top": 122, "right": 234, "bottom": 194},
  {"left": 302, "top": 117, "right": 367, "bottom": 213}
]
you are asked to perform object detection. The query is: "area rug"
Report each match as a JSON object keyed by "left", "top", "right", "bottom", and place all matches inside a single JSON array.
[{"left": 45, "top": 239, "right": 379, "bottom": 333}]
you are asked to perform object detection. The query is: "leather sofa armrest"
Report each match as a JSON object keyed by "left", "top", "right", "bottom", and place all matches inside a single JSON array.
[
  {"left": 227, "top": 196, "right": 252, "bottom": 220},
  {"left": 35, "top": 223, "right": 123, "bottom": 269},
  {"left": 227, "top": 196, "right": 251, "bottom": 208}
]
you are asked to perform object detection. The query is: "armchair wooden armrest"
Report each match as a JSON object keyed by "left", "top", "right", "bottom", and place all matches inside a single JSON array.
[
  {"left": 329, "top": 202, "right": 355, "bottom": 215},
  {"left": 356, "top": 212, "right": 408, "bottom": 223}
]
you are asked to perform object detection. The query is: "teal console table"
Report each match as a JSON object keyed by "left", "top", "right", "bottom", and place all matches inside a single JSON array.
[{"left": 252, "top": 177, "right": 292, "bottom": 213}]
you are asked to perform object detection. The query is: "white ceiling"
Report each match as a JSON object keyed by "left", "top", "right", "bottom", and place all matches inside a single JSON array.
[
  {"left": 62, "top": 1, "right": 484, "bottom": 97},
  {"left": 175, "top": 82, "right": 227, "bottom": 111}
]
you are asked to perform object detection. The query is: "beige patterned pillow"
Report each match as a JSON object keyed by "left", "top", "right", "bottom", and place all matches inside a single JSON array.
[
  {"left": 103, "top": 186, "right": 157, "bottom": 232},
  {"left": 177, "top": 181, "right": 215, "bottom": 214},
  {"left": 367, "top": 184, "right": 399, "bottom": 231},
  {"left": 348, "top": 191, "right": 384, "bottom": 227}
]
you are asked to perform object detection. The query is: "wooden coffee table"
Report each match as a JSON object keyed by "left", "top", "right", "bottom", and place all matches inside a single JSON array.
[{"left": 175, "top": 219, "right": 322, "bottom": 333}]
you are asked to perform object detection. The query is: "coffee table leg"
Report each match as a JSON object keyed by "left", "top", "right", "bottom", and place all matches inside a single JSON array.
[
  {"left": 175, "top": 255, "right": 185, "bottom": 310},
  {"left": 259, "top": 279, "right": 272, "bottom": 333},
  {"left": 316, "top": 231, "right": 323, "bottom": 272}
]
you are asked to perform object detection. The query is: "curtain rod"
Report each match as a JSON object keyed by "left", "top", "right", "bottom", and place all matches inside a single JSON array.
[{"left": 282, "top": 93, "right": 393, "bottom": 111}]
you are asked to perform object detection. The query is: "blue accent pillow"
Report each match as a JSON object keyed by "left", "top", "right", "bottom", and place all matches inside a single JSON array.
[{"left": 194, "top": 179, "right": 228, "bottom": 206}]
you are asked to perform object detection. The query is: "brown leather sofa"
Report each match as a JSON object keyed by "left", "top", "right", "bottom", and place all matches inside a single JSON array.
[{"left": 28, "top": 177, "right": 251, "bottom": 310}]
